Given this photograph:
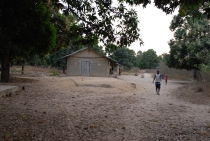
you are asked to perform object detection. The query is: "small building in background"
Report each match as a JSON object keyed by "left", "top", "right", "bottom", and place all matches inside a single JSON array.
[{"left": 60, "top": 47, "right": 122, "bottom": 77}]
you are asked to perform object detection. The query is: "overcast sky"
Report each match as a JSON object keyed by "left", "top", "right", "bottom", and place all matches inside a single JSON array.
[{"left": 129, "top": 3, "right": 179, "bottom": 55}]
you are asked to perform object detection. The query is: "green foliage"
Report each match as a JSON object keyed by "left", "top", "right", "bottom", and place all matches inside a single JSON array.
[
  {"left": 139, "top": 49, "right": 159, "bottom": 69},
  {"left": 91, "top": 45, "right": 105, "bottom": 55},
  {"left": 10, "top": 68, "right": 21, "bottom": 73},
  {"left": 157, "top": 53, "right": 170, "bottom": 66},
  {"left": 51, "top": 12, "right": 75, "bottom": 51},
  {"left": 200, "top": 64, "right": 210, "bottom": 84},
  {"left": 48, "top": 48, "right": 73, "bottom": 69},
  {"left": 105, "top": 43, "right": 118, "bottom": 55},
  {"left": 51, "top": 0, "right": 143, "bottom": 46},
  {"left": 136, "top": 50, "right": 143, "bottom": 63},
  {"left": 161, "top": 53, "right": 170, "bottom": 63},
  {"left": 0, "top": 0, "right": 57, "bottom": 82},
  {"left": 167, "top": 14, "right": 210, "bottom": 70},
  {"left": 68, "top": 23, "right": 96, "bottom": 47},
  {"left": 158, "top": 55, "right": 163, "bottom": 62},
  {"left": 121, "top": 0, "right": 210, "bottom": 18},
  {"left": 200, "top": 64, "right": 210, "bottom": 73},
  {"left": 111, "top": 47, "right": 137, "bottom": 69},
  {"left": 10, "top": 57, "right": 26, "bottom": 66},
  {"left": 0, "top": 1, "right": 56, "bottom": 55},
  {"left": 11, "top": 54, "right": 49, "bottom": 68},
  {"left": 50, "top": 70, "right": 59, "bottom": 76},
  {"left": 28, "top": 55, "right": 43, "bottom": 67}
]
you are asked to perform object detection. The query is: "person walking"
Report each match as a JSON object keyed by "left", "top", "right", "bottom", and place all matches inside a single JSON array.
[
  {"left": 153, "top": 70, "right": 161, "bottom": 95},
  {"left": 165, "top": 75, "right": 168, "bottom": 85}
]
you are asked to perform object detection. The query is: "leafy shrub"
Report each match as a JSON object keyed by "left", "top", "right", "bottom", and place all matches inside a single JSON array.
[
  {"left": 11, "top": 67, "right": 21, "bottom": 73},
  {"left": 50, "top": 70, "right": 59, "bottom": 76}
]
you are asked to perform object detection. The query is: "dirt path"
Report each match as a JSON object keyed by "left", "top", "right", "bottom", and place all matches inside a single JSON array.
[
  {"left": 0, "top": 74, "right": 210, "bottom": 141},
  {"left": 118, "top": 74, "right": 210, "bottom": 140}
]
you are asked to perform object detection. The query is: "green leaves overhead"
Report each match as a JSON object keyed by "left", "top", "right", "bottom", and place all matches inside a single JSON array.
[
  {"left": 121, "top": 0, "right": 210, "bottom": 19},
  {"left": 50, "top": 0, "right": 141, "bottom": 47},
  {"left": 0, "top": 0, "right": 57, "bottom": 82},
  {"left": 0, "top": 0, "right": 56, "bottom": 55}
]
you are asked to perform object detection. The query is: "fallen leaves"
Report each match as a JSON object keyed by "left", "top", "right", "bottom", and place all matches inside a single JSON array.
[{"left": 89, "top": 124, "right": 96, "bottom": 129}]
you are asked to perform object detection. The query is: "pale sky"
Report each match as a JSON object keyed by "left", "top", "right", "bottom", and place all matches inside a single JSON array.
[{"left": 129, "top": 3, "right": 179, "bottom": 55}]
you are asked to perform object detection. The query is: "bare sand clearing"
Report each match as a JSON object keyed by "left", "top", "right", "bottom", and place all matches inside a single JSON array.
[{"left": 0, "top": 73, "right": 210, "bottom": 141}]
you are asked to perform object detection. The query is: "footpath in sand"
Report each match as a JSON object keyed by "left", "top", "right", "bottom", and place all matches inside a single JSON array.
[
  {"left": 119, "top": 73, "right": 210, "bottom": 140},
  {"left": 0, "top": 73, "right": 210, "bottom": 141}
]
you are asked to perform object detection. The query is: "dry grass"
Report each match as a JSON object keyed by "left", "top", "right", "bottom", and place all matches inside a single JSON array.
[
  {"left": 159, "top": 62, "right": 193, "bottom": 81},
  {"left": 145, "top": 69, "right": 157, "bottom": 73},
  {"left": 129, "top": 62, "right": 210, "bottom": 105},
  {"left": 149, "top": 62, "right": 210, "bottom": 105},
  {"left": 206, "top": 122, "right": 210, "bottom": 128},
  {"left": 174, "top": 83, "right": 210, "bottom": 105},
  {"left": 122, "top": 67, "right": 145, "bottom": 76},
  {"left": 195, "top": 131, "right": 209, "bottom": 136},
  {"left": 10, "top": 66, "right": 63, "bottom": 77}
]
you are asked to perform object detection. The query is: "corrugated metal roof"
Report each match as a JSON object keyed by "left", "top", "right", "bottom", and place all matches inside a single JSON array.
[
  {"left": 59, "top": 47, "right": 88, "bottom": 59},
  {"left": 59, "top": 47, "right": 123, "bottom": 67}
]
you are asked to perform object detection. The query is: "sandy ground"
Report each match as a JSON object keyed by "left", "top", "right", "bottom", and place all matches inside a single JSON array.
[{"left": 0, "top": 73, "right": 210, "bottom": 141}]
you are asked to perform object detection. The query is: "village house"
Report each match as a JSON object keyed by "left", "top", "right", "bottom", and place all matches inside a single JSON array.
[{"left": 60, "top": 47, "right": 122, "bottom": 77}]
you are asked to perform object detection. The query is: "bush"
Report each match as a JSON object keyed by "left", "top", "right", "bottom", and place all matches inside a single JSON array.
[{"left": 50, "top": 70, "right": 59, "bottom": 76}]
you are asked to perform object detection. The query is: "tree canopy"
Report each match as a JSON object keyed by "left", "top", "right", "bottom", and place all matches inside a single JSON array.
[
  {"left": 0, "top": 0, "right": 57, "bottom": 82},
  {"left": 122, "top": 0, "right": 210, "bottom": 18},
  {"left": 0, "top": 1, "right": 56, "bottom": 55},
  {"left": 139, "top": 49, "right": 159, "bottom": 69},
  {"left": 51, "top": 0, "right": 143, "bottom": 47},
  {"left": 167, "top": 14, "right": 210, "bottom": 70},
  {"left": 111, "top": 47, "right": 137, "bottom": 69}
]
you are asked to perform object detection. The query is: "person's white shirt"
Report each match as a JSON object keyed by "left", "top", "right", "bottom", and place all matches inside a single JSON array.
[{"left": 155, "top": 74, "right": 161, "bottom": 82}]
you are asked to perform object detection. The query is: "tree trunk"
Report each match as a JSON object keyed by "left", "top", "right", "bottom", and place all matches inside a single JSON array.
[
  {"left": 21, "top": 65, "right": 24, "bottom": 75},
  {"left": 62, "top": 67, "right": 65, "bottom": 74},
  {"left": 193, "top": 69, "right": 202, "bottom": 82},
  {"left": 1, "top": 53, "right": 10, "bottom": 82}
]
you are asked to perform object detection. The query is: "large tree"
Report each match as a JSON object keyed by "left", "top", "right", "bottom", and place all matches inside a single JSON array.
[
  {"left": 136, "top": 50, "right": 143, "bottom": 64},
  {"left": 111, "top": 47, "right": 137, "bottom": 69},
  {"left": 105, "top": 43, "right": 118, "bottom": 56},
  {"left": 0, "top": 0, "right": 56, "bottom": 82},
  {"left": 161, "top": 53, "right": 170, "bottom": 63},
  {"left": 51, "top": 12, "right": 75, "bottom": 52},
  {"left": 139, "top": 49, "right": 159, "bottom": 69},
  {"left": 51, "top": 0, "right": 143, "bottom": 47},
  {"left": 167, "top": 14, "right": 210, "bottom": 71}
]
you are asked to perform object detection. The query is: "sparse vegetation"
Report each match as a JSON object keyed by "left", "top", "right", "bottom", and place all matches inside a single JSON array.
[
  {"left": 10, "top": 68, "right": 21, "bottom": 74},
  {"left": 121, "top": 67, "right": 146, "bottom": 76},
  {"left": 173, "top": 83, "right": 210, "bottom": 105},
  {"left": 50, "top": 70, "right": 59, "bottom": 76},
  {"left": 159, "top": 62, "right": 193, "bottom": 81}
]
